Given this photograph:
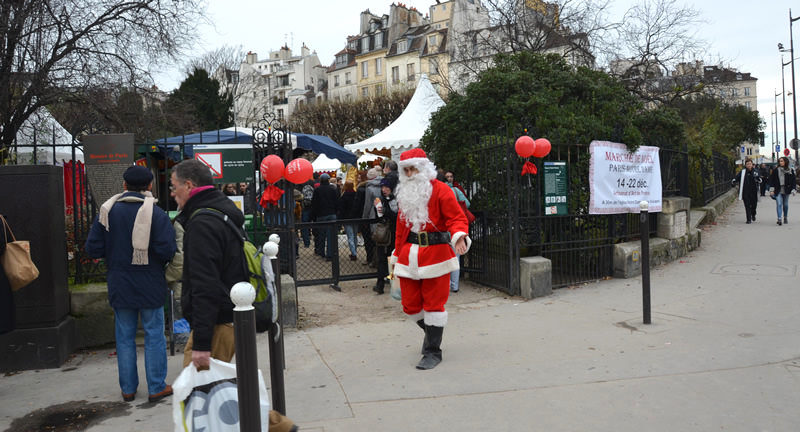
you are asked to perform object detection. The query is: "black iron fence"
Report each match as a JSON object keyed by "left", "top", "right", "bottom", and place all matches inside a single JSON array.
[
  {"left": 458, "top": 136, "right": 671, "bottom": 293},
  {"left": 701, "top": 151, "right": 735, "bottom": 205}
]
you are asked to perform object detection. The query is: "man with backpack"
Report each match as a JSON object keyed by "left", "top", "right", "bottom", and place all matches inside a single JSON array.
[
  {"left": 171, "top": 159, "right": 297, "bottom": 431},
  {"left": 171, "top": 159, "right": 245, "bottom": 370}
]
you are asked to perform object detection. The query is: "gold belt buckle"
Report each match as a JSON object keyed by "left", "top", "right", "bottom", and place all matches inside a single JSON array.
[{"left": 418, "top": 231, "right": 429, "bottom": 247}]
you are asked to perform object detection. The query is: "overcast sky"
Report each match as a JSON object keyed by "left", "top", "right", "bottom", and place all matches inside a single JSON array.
[{"left": 154, "top": 0, "right": 800, "bottom": 151}]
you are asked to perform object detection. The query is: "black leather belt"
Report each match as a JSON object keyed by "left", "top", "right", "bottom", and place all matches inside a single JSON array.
[{"left": 407, "top": 231, "right": 450, "bottom": 247}]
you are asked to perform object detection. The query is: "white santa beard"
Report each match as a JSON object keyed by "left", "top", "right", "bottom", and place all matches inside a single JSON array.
[{"left": 397, "top": 175, "right": 433, "bottom": 232}]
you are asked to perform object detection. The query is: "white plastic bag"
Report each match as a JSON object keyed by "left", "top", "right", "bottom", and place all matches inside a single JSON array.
[{"left": 172, "top": 358, "right": 270, "bottom": 432}]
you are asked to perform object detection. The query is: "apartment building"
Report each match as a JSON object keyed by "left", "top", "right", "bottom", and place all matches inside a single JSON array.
[{"left": 219, "top": 44, "right": 327, "bottom": 127}]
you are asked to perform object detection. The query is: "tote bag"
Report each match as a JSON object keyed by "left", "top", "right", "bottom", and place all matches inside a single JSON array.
[{"left": 1, "top": 215, "right": 39, "bottom": 291}]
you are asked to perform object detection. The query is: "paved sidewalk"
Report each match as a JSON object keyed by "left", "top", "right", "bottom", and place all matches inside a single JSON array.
[{"left": 2, "top": 198, "right": 800, "bottom": 431}]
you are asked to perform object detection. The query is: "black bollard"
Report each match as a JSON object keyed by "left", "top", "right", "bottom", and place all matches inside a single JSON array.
[
  {"left": 231, "top": 281, "right": 262, "bottom": 431},
  {"left": 639, "top": 201, "right": 652, "bottom": 325},
  {"left": 264, "top": 236, "right": 287, "bottom": 415}
]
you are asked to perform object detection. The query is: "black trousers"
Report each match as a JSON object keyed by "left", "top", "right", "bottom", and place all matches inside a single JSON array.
[{"left": 743, "top": 195, "right": 758, "bottom": 221}]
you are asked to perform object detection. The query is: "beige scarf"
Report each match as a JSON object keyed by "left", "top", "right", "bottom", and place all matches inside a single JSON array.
[{"left": 99, "top": 191, "right": 155, "bottom": 265}]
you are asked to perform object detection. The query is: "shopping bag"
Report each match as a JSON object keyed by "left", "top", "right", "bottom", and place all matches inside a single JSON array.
[
  {"left": 172, "top": 358, "right": 270, "bottom": 432},
  {"left": 1, "top": 215, "right": 39, "bottom": 291}
]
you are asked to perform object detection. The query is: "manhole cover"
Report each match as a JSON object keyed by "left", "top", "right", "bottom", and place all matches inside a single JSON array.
[{"left": 710, "top": 263, "right": 796, "bottom": 277}]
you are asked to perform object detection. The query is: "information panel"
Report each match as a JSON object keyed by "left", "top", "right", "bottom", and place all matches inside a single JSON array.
[
  {"left": 543, "top": 161, "right": 568, "bottom": 216},
  {"left": 193, "top": 144, "right": 254, "bottom": 184},
  {"left": 589, "top": 141, "right": 662, "bottom": 214}
]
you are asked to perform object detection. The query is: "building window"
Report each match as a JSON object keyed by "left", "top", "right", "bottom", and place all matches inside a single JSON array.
[
  {"left": 277, "top": 109, "right": 284, "bottom": 120},
  {"left": 392, "top": 66, "right": 400, "bottom": 84},
  {"left": 429, "top": 35, "right": 437, "bottom": 47},
  {"left": 376, "top": 32, "right": 383, "bottom": 48},
  {"left": 334, "top": 75, "right": 340, "bottom": 87},
  {"left": 407, "top": 63, "right": 415, "bottom": 81},
  {"left": 362, "top": 61, "right": 368, "bottom": 78},
  {"left": 345, "top": 72, "right": 352, "bottom": 84},
  {"left": 745, "top": 101, "right": 751, "bottom": 109},
  {"left": 429, "top": 59, "right": 439, "bottom": 75},
  {"left": 375, "top": 58, "right": 382, "bottom": 75},
  {"left": 361, "top": 37, "right": 369, "bottom": 52},
  {"left": 744, "top": 87, "right": 751, "bottom": 96},
  {"left": 362, "top": 87, "right": 369, "bottom": 98},
  {"left": 375, "top": 84, "right": 383, "bottom": 96},
  {"left": 398, "top": 40, "right": 407, "bottom": 53}
]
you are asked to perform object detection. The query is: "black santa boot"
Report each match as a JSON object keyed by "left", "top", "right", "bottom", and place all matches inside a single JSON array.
[
  {"left": 416, "top": 325, "right": 443, "bottom": 370},
  {"left": 417, "top": 319, "right": 428, "bottom": 354}
]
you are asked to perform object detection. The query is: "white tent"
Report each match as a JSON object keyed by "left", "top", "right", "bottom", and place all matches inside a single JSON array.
[
  {"left": 357, "top": 152, "right": 382, "bottom": 165},
  {"left": 312, "top": 153, "right": 342, "bottom": 172},
  {"left": 345, "top": 74, "right": 444, "bottom": 159}
]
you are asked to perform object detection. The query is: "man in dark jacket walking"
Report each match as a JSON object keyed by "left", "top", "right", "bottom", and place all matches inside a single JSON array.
[
  {"left": 171, "top": 159, "right": 247, "bottom": 370},
  {"left": 311, "top": 173, "right": 339, "bottom": 260},
  {"left": 172, "top": 159, "right": 299, "bottom": 432},
  {"left": 86, "top": 166, "right": 176, "bottom": 403}
]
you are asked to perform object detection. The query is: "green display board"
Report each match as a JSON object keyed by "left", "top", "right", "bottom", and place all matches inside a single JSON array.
[
  {"left": 543, "top": 161, "right": 568, "bottom": 216},
  {"left": 192, "top": 144, "right": 254, "bottom": 184}
]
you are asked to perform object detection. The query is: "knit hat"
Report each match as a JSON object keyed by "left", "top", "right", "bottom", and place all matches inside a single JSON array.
[
  {"left": 380, "top": 175, "right": 398, "bottom": 190},
  {"left": 123, "top": 166, "right": 153, "bottom": 188},
  {"left": 366, "top": 167, "right": 381, "bottom": 180}
]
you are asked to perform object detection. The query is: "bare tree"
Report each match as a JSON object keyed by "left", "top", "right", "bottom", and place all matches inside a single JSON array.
[
  {"left": 0, "top": 0, "right": 207, "bottom": 162},
  {"left": 601, "top": 0, "right": 708, "bottom": 105},
  {"left": 446, "top": 0, "right": 611, "bottom": 93},
  {"left": 287, "top": 90, "right": 413, "bottom": 146}
]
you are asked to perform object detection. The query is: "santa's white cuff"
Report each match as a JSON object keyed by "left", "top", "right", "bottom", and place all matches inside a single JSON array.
[{"left": 451, "top": 231, "right": 472, "bottom": 253}]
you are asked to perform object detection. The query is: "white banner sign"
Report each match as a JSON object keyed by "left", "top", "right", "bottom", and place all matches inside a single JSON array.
[{"left": 589, "top": 141, "right": 662, "bottom": 214}]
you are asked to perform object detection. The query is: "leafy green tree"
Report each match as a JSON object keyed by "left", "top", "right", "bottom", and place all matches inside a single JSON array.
[
  {"left": 167, "top": 68, "right": 233, "bottom": 133},
  {"left": 422, "top": 52, "right": 645, "bottom": 169}
]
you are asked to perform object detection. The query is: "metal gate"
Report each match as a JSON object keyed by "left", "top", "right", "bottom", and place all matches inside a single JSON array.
[{"left": 457, "top": 136, "right": 659, "bottom": 295}]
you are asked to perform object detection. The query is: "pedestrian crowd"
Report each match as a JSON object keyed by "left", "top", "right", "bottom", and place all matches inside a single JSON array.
[
  {"left": 733, "top": 157, "right": 798, "bottom": 226},
  {"left": 78, "top": 151, "right": 476, "bottom": 429}
]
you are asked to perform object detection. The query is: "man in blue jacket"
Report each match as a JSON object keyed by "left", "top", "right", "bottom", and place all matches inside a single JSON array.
[{"left": 86, "top": 165, "right": 176, "bottom": 403}]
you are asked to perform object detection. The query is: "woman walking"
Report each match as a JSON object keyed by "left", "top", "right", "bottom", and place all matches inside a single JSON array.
[{"left": 768, "top": 156, "right": 796, "bottom": 225}]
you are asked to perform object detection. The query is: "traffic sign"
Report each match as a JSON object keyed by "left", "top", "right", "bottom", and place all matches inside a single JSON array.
[
  {"left": 776, "top": 145, "right": 781, "bottom": 152},
  {"left": 784, "top": 148, "right": 791, "bottom": 156}
]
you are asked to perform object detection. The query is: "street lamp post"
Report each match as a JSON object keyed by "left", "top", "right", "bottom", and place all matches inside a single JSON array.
[
  {"left": 781, "top": 56, "right": 790, "bottom": 153},
  {"left": 782, "top": 9, "right": 800, "bottom": 163}
]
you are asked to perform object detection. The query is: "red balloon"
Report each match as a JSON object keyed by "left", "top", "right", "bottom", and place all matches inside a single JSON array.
[
  {"left": 532, "top": 138, "right": 551, "bottom": 158},
  {"left": 515, "top": 135, "right": 536, "bottom": 158},
  {"left": 284, "top": 158, "right": 313, "bottom": 184},
  {"left": 260, "top": 155, "right": 284, "bottom": 183}
]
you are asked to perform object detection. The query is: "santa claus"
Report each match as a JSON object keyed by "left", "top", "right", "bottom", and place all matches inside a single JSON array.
[{"left": 391, "top": 148, "right": 471, "bottom": 370}]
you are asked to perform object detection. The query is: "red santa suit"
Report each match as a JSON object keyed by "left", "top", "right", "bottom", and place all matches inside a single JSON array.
[{"left": 391, "top": 152, "right": 471, "bottom": 327}]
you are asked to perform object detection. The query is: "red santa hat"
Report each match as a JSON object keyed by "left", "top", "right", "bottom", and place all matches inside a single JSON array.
[
  {"left": 398, "top": 148, "right": 437, "bottom": 180},
  {"left": 398, "top": 148, "right": 430, "bottom": 169}
]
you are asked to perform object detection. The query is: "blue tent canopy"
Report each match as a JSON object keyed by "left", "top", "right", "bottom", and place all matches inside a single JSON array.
[
  {"left": 293, "top": 132, "right": 356, "bottom": 165},
  {"left": 155, "top": 128, "right": 253, "bottom": 145},
  {"left": 155, "top": 128, "right": 356, "bottom": 165}
]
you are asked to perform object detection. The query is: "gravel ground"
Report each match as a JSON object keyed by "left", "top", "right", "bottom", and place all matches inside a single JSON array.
[{"left": 295, "top": 278, "right": 525, "bottom": 329}]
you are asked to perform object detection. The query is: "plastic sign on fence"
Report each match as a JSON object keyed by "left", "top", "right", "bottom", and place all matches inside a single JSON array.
[
  {"left": 588, "top": 141, "right": 662, "bottom": 214},
  {"left": 543, "top": 161, "right": 568, "bottom": 215}
]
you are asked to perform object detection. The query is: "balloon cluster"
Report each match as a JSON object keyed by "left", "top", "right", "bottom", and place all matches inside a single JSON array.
[
  {"left": 514, "top": 134, "right": 551, "bottom": 176},
  {"left": 259, "top": 155, "right": 313, "bottom": 184},
  {"left": 258, "top": 155, "right": 314, "bottom": 208}
]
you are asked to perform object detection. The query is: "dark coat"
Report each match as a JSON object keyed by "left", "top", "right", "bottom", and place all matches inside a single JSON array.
[
  {"left": 338, "top": 190, "right": 360, "bottom": 220},
  {"left": 768, "top": 168, "right": 797, "bottom": 195},
  {"left": 175, "top": 188, "right": 247, "bottom": 352},
  {"left": 85, "top": 192, "right": 176, "bottom": 309},
  {"left": 311, "top": 181, "right": 339, "bottom": 219},
  {"left": 731, "top": 167, "right": 760, "bottom": 201}
]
